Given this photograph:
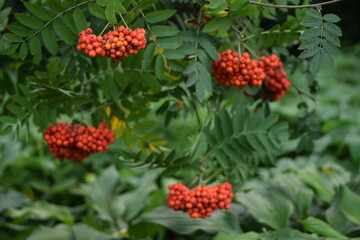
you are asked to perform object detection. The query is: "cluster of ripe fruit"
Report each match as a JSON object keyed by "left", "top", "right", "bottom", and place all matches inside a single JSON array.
[
  {"left": 76, "top": 26, "right": 146, "bottom": 61},
  {"left": 212, "top": 50, "right": 291, "bottom": 101},
  {"left": 43, "top": 122, "right": 115, "bottom": 162},
  {"left": 167, "top": 182, "right": 234, "bottom": 218}
]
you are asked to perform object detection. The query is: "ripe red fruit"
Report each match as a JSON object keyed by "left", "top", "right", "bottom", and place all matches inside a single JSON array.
[
  {"left": 212, "top": 50, "right": 265, "bottom": 88},
  {"left": 76, "top": 26, "right": 146, "bottom": 61},
  {"left": 245, "top": 54, "right": 291, "bottom": 101},
  {"left": 43, "top": 122, "right": 115, "bottom": 162},
  {"left": 166, "top": 182, "right": 234, "bottom": 218}
]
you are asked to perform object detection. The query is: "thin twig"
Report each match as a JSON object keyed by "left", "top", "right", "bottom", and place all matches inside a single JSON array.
[
  {"left": 241, "top": 41, "right": 260, "bottom": 59},
  {"left": 118, "top": 13, "right": 129, "bottom": 28},
  {"left": 21, "top": 0, "right": 92, "bottom": 43},
  {"left": 248, "top": 0, "right": 344, "bottom": 9},
  {"left": 290, "top": 80, "right": 318, "bottom": 103},
  {"left": 99, "top": 22, "right": 110, "bottom": 35},
  {"left": 231, "top": 25, "right": 242, "bottom": 55},
  {"left": 241, "top": 29, "right": 303, "bottom": 42}
]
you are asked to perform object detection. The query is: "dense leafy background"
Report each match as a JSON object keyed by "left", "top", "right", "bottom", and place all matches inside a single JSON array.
[{"left": 1, "top": 0, "right": 360, "bottom": 239}]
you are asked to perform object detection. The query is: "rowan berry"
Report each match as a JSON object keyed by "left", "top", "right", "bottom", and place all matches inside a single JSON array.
[
  {"left": 246, "top": 54, "right": 291, "bottom": 101},
  {"left": 212, "top": 50, "right": 265, "bottom": 88},
  {"left": 43, "top": 122, "right": 115, "bottom": 162},
  {"left": 166, "top": 182, "right": 233, "bottom": 218}
]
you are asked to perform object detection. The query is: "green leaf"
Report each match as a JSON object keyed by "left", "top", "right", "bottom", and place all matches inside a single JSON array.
[
  {"left": 305, "top": 9, "right": 322, "bottom": 19},
  {"left": 237, "top": 185, "right": 293, "bottom": 230},
  {"left": 19, "top": 42, "right": 28, "bottom": 60},
  {"left": 27, "top": 224, "right": 73, "bottom": 240},
  {"left": 197, "top": 62, "right": 212, "bottom": 94},
  {"left": 155, "top": 55, "right": 165, "bottom": 79},
  {"left": 24, "top": 2, "right": 55, "bottom": 21},
  {"left": 109, "top": 0, "right": 127, "bottom": 13},
  {"left": 0, "top": 189, "right": 29, "bottom": 212},
  {"left": 140, "top": 206, "right": 241, "bottom": 235},
  {"left": 323, "top": 22, "right": 342, "bottom": 37},
  {"left": 42, "top": 27, "right": 58, "bottom": 55},
  {"left": 199, "top": 36, "right": 219, "bottom": 61},
  {"left": 0, "top": 125, "right": 12, "bottom": 136},
  {"left": 230, "top": 0, "right": 249, "bottom": 12},
  {"left": 0, "top": 7, "right": 11, "bottom": 24},
  {"left": 214, "top": 232, "right": 259, "bottom": 240},
  {"left": 209, "top": 0, "right": 226, "bottom": 9},
  {"left": 121, "top": 171, "right": 159, "bottom": 221},
  {"left": 298, "top": 164, "right": 335, "bottom": 203},
  {"left": 105, "top": 6, "right": 117, "bottom": 24},
  {"left": 99, "top": 75, "right": 118, "bottom": 101},
  {"left": 234, "top": 5, "right": 257, "bottom": 18},
  {"left": 63, "top": 14, "right": 78, "bottom": 34},
  {"left": 3, "top": 44, "right": 20, "bottom": 55},
  {"left": 299, "top": 48, "right": 319, "bottom": 58},
  {"left": 150, "top": 25, "right": 180, "bottom": 37},
  {"left": 96, "top": 0, "right": 107, "bottom": 6},
  {"left": 7, "top": 25, "right": 33, "bottom": 37},
  {"left": 53, "top": 20, "right": 74, "bottom": 45},
  {"left": 140, "top": 72, "right": 162, "bottom": 93},
  {"left": 323, "top": 30, "right": 341, "bottom": 47},
  {"left": 203, "top": 17, "right": 232, "bottom": 33},
  {"left": 339, "top": 186, "right": 360, "bottom": 225},
  {"left": 298, "top": 37, "right": 321, "bottom": 50},
  {"left": 145, "top": 9, "right": 177, "bottom": 23},
  {"left": 142, "top": 42, "right": 155, "bottom": 69},
  {"left": 73, "top": 224, "right": 112, "bottom": 240},
  {"left": 7, "top": 201, "right": 74, "bottom": 225},
  {"left": 88, "top": 3, "right": 106, "bottom": 19},
  {"left": 323, "top": 41, "right": 339, "bottom": 55},
  {"left": 157, "top": 38, "right": 182, "bottom": 49},
  {"left": 326, "top": 195, "right": 356, "bottom": 235},
  {"left": 6, "top": 104, "right": 26, "bottom": 119},
  {"left": 14, "top": 13, "right": 43, "bottom": 29},
  {"left": 323, "top": 13, "right": 341, "bottom": 23},
  {"left": 301, "top": 17, "right": 322, "bottom": 27},
  {"left": 300, "top": 217, "right": 346, "bottom": 238},
  {"left": 195, "top": 81, "right": 206, "bottom": 102},
  {"left": 29, "top": 36, "right": 42, "bottom": 61},
  {"left": 163, "top": 49, "right": 186, "bottom": 59},
  {"left": 299, "top": 28, "right": 321, "bottom": 40},
  {"left": 311, "top": 53, "right": 323, "bottom": 73},
  {"left": 3, "top": 33, "right": 22, "bottom": 42},
  {"left": 73, "top": 8, "right": 88, "bottom": 32},
  {"left": 90, "top": 166, "right": 120, "bottom": 223}
]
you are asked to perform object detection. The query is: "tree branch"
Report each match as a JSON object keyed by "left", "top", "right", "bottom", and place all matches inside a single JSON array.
[
  {"left": 290, "top": 80, "right": 318, "bottom": 103},
  {"left": 248, "top": 0, "right": 344, "bottom": 9}
]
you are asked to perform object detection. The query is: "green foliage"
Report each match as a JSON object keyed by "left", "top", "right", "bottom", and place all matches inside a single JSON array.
[
  {"left": 191, "top": 102, "right": 288, "bottom": 186},
  {"left": 0, "top": 0, "right": 358, "bottom": 239},
  {"left": 299, "top": 9, "right": 342, "bottom": 73}
]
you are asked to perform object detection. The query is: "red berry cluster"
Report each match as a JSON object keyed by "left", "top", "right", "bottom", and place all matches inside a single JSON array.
[
  {"left": 259, "top": 54, "right": 292, "bottom": 101},
  {"left": 211, "top": 50, "right": 265, "bottom": 88},
  {"left": 76, "top": 28, "right": 106, "bottom": 57},
  {"left": 76, "top": 27, "right": 146, "bottom": 61},
  {"left": 103, "top": 26, "right": 146, "bottom": 61},
  {"left": 43, "top": 122, "right": 115, "bottom": 162},
  {"left": 167, "top": 182, "right": 234, "bottom": 218}
]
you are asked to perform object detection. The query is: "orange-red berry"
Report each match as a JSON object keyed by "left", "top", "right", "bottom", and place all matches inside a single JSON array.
[{"left": 166, "top": 182, "right": 233, "bottom": 218}]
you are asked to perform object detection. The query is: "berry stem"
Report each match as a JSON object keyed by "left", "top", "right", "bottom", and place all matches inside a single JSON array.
[
  {"left": 99, "top": 22, "right": 110, "bottom": 36},
  {"left": 290, "top": 79, "right": 318, "bottom": 103},
  {"left": 241, "top": 29, "right": 304, "bottom": 42},
  {"left": 248, "top": 0, "right": 343, "bottom": 9},
  {"left": 232, "top": 26, "right": 242, "bottom": 55},
  {"left": 21, "top": 0, "right": 91, "bottom": 44},
  {"left": 118, "top": 13, "right": 129, "bottom": 28},
  {"left": 241, "top": 41, "right": 260, "bottom": 59}
]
